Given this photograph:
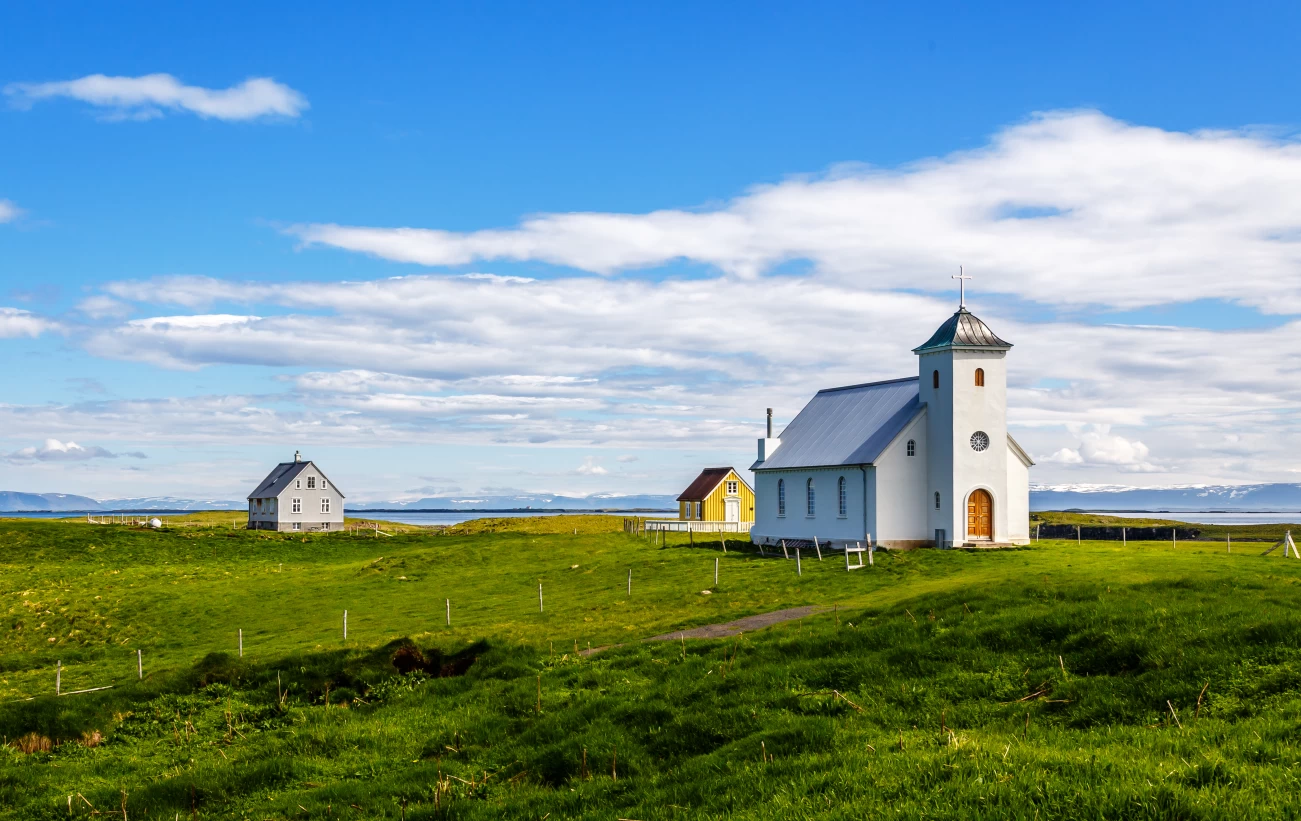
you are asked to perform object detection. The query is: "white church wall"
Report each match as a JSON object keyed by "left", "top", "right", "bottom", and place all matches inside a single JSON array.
[
  {"left": 872, "top": 410, "right": 931, "bottom": 548},
  {"left": 1005, "top": 445, "right": 1031, "bottom": 543},
  {"left": 919, "top": 350, "right": 955, "bottom": 544},
  {"left": 751, "top": 467, "right": 868, "bottom": 545}
]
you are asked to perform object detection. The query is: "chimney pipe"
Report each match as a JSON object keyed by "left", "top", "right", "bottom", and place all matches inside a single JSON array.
[
  {"left": 766, "top": 408, "right": 773, "bottom": 438},
  {"left": 294, "top": 450, "right": 301, "bottom": 463}
]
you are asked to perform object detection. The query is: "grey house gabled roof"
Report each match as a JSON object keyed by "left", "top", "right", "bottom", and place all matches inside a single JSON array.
[
  {"left": 912, "top": 308, "right": 1011, "bottom": 353},
  {"left": 752, "top": 377, "right": 923, "bottom": 471},
  {"left": 247, "top": 461, "right": 345, "bottom": 500}
]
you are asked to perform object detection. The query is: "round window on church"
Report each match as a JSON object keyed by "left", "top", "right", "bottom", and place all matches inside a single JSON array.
[{"left": 970, "top": 431, "right": 990, "bottom": 452}]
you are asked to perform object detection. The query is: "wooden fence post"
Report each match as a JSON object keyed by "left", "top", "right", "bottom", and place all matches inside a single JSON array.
[
  {"left": 868, "top": 534, "right": 875, "bottom": 566},
  {"left": 715, "top": 557, "right": 719, "bottom": 587},
  {"left": 1227, "top": 533, "right": 1231, "bottom": 553},
  {"left": 814, "top": 536, "right": 822, "bottom": 560},
  {"left": 137, "top": 649, "right": 142, "bottom": 680},
  {"left": 1173, "top": 528, "right": 1178, "bottom": 549},
  {"left": 781, "top": 539, "right": 789, "bottom": 560},
  {"left": 1076, "top": 525, "right": 1081, "bottom": 545},
  {"left": 446, "top": 598, "right": 451, "bottom": 627},
  {"left": 538, "top": 584, "right": 544, "bottom": 613},
  {"left": 1122, "top": 526, "right": 1126, "bottom": 547},
  {"left": 343, "top": 610, "right": 348, "bottom": 642},
  {"left": 56, "top": 660, "right": 61, "bottom": 695},
  {"left": 796, "top": 545, "right": 802, "bottom": 576},
  {"left": 627, "top": 569, "right": 631, "bottom": 597},
  {"left": 238, "top": 628, "right": 243, "bottom": 658}
]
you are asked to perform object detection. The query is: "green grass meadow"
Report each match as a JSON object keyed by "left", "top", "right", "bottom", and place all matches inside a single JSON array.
[{"left": 4, "top": 514, "right": 1301, "bottom": 818}]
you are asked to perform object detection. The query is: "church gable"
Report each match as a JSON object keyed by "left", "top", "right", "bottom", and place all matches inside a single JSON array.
[{"left": 752, "top": 377, "right": 922, "bottom": 471}]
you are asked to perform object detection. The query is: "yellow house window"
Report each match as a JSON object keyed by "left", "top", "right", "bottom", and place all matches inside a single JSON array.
[
  {"left": 694, "top": 501, "right": 701, "bottom": 519},
  {"left": 726, "top": 480, "right": 738, "bottom": 495}
]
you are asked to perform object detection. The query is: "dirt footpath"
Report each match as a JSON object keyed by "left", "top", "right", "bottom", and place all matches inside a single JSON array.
[{"left": 647, "top": 605, "right": 828, "bottom": 641}]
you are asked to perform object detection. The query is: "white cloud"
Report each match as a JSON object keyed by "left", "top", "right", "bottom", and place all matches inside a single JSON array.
[
  {"left": 617, "top": 455, "right": 639, "bottom": 463},
  {"left": 0, "top": 199, "right": 21, "bottom": 223},
  {"left": 70, "top": 269, "right": 1301, "bottom": 485},
  {"left": 1042, "top": 448, "right": 1084, "bottom": 465},
  {"left": 575, "top": 457, "right": 608, "bottom": 476},
  {"left": 6, "top": 438, "right": 146, "bottom": 463},
  {"left": 5, "top": 74, "right": 307, "bottom": 121},
  {"left": 1039, "top": 425, "right": 1161, "bottom": 473},
  {"left": 0, "top": 307, "right": 57, "bottom": 338},
  {"left": 76, "top": 295, "right": 132, "bottom": 319},
  {"left": 285, "top": 111, "right": 1301, "bottom": 313}
]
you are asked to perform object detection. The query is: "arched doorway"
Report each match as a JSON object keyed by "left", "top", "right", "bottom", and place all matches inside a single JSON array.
[{"left": 967, "top": 489, "right": 992, "bottom": 541}]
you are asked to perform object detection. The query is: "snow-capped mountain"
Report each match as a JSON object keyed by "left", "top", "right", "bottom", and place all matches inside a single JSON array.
[
  {"left": 348, "top": 493, "right": 679, "bottom": 511},
  {"left": 1030, "top": 483, "right": 1301, "bottom": 511}
]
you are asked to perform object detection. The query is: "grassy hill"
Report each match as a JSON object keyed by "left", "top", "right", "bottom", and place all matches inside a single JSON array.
[{"left": 3, "top": 515, "right": 1301, "bottom": 818}]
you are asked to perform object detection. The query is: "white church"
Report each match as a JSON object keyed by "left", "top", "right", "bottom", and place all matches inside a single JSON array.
[{"left": 751, "top": 293, "right": 1032, "bottom": 549}]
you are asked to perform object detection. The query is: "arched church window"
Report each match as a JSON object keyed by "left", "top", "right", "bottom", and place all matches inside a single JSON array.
[
  {"left": 975, "top": 368, "right": 985, "bottom": 387},
  {"left": 934, "top": 491, "right": 941, "bottom": 510},
  {"left": 907, "top": 439, "right": 916, "bottom": 457},
  {"left": 777, "top": 479, "right": 785, "bottom": 517},
  {"left": 932, "top": 370, "right": 940, "bottom": 389},
  {"left": 806, "top": 478, "right": 816, "bottom": 517},
  {"left": 838, "top": 476, "right": 847, "bottom": 517}
]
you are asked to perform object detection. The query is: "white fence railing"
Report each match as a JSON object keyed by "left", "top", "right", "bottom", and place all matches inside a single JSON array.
[{"left": 644, "top": 519, "right": 753, "bottom": 534}]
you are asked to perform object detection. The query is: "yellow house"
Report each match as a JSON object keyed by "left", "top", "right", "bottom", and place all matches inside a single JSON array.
[{"left": 676, "top": 467, "right": 755, "bottom": 523}]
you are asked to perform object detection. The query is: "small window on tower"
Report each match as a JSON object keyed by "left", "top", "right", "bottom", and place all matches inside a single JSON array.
[
  {"left": 935, "top": 491, "right": 941, "bottom": 510},
  {"left": 975, "top": 368, "right": 985, "bottom": 387},
  {"left": 907, "top": 439, "right": 916, "bottom": 457},
  {"left": 932, "top": 370, "right": 940, "bottom": 389}
]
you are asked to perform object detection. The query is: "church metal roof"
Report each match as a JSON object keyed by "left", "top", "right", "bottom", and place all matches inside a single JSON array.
[
  {"left": 912, "top": 308, "right": 1011, "bottom": 353},
  {"left": 751, "top": 377, "right": 923, "bottom": 471}
]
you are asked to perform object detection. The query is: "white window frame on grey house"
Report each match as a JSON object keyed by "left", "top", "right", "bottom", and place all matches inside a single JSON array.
[
  {"left": 292, "top": 522, "right": 301, "bottom": 531},
  {"left": 295, "top": 479, "right": 301, "bottom": 489},
  {"left": 321, "top": 498, "right": 330, "bottom": 514},
  {"left": 307, "top": 476, "right": 316, "bottom": 489},
  {"left": 292, "top": 497, "right": 302, "bottom": 514}
]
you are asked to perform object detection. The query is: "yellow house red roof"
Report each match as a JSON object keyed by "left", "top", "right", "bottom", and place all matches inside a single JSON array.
[{"left": 677, "top": 467, "right": 739, "bottom": 502}]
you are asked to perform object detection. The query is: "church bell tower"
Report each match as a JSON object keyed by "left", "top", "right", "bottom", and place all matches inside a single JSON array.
[{"left": 913, "top": 280, "right": 1012, "bottom": 546}]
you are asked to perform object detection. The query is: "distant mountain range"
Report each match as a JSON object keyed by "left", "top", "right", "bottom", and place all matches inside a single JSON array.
[
  {"left": 0, "top": 490, "right": 679, "bottom": 512},
  {"left": 6, "top": 484, "right": 1300, "bottom": 514},
  {"left": 1029, "top": 483, "right": 1301, "bottom": 511},
  {"left": 348, "top": 493, "right": 680, "bottom": 512}
]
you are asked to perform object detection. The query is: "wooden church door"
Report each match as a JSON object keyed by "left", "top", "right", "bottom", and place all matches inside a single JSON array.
[{"left": 967, "top": 489, "right": 992, "bottom": 540}]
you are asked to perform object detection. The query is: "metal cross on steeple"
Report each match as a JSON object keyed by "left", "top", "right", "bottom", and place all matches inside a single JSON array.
[{"left": 951, "top": 266, "right": 972, "bottom": 308}]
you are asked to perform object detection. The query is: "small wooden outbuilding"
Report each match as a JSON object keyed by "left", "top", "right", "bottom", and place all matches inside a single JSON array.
[{"left": 676, "top": 467, "right": 754, "bottom": 523}]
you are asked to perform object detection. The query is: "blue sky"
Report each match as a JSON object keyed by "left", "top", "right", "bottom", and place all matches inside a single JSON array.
[{"left": 2, "top": 2, "right": 1301, "bottom": 502}]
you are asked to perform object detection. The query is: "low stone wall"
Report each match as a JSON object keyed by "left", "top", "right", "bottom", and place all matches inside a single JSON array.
[{"left": 1035, "top": 524, "right": 1200, "bottom": 540}]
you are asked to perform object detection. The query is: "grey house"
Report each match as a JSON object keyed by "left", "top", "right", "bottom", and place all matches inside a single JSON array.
[{"left": 247, "top": 452, "right": 346, "bottom": 532}]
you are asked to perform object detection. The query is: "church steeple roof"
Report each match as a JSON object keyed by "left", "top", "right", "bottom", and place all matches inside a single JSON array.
[{"left": 912, "top": 307, "right": 1011, "bottom": 353}]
